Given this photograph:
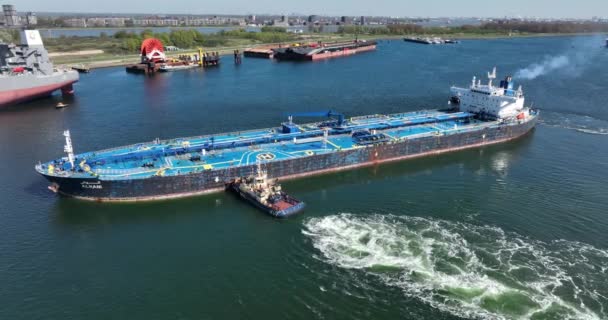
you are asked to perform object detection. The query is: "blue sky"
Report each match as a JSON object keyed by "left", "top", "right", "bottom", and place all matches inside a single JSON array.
[{"left": 16, "top": 0, "right": 608, "bottom": 18}]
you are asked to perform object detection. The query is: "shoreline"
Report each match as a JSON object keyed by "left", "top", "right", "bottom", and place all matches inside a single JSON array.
[{"left": 52, "top": 32, "right": 603, "bottom": 69}]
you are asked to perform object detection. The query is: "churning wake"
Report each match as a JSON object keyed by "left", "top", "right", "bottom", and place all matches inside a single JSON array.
[
  {"left": 514, "top": 36, "right": 604, "bottom": 80},
  {"left": 303, "top": 214, "right": 608, "bottom": 319}
]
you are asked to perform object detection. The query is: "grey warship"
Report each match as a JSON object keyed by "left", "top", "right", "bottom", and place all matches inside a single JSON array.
[{"left": 0, "top": 29, "right": 79, "bottom": 107}]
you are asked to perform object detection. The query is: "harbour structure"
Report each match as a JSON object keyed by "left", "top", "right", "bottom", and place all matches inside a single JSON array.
[
  {"left": 0, "top": 30, "right": 79, "bottom": 107},
  {"left": 125, "top": 38, "right": 165, "bottom": 74},
  {"left": 273, "top": 40, "right": 377, "bottom": 61},
  {"left": 126, "top": 38, "right": 219, "bottom": 74},
  {"left": 36, "top": 69, "right": 538, "bottom": 201},
  {"left": 228, "top": 162, "right": 305, "bottom": 218}
]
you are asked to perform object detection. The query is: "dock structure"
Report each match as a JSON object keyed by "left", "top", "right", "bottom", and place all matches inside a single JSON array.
[
  {"left": 71, "top": 65, "right": 90, "bottom": 73},
  {"left": 125, "top": 61, "right": 160, "bottom": 74},
  {"left": 244, "top": 43, "right": 302, "bottom": 59},
  {"left": 202, "top": 52, "right": 220, "bottom": 67},
  {"left": 234, "top": 50, "right": 242, "bottom": 64}
]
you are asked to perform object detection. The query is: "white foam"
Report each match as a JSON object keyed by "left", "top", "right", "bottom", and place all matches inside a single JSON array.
[{"left": 303, "top": 214, "right": 608, "bottom": 319}]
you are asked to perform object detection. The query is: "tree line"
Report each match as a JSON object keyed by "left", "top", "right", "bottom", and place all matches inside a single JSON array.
[
  {"left": 338, "top": 21, "right": 608, "bottom": 36},
  {"left": 481, "top": 21, "right": 608, "bottom": 33},
  {"left": 114, "top": 28, "right": 295, "bottom": 52}
]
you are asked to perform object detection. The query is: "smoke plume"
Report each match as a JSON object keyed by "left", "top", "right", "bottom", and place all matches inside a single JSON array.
[
  {"left": 514, "top": 55, "right": 569, "bottom": 79},
  {"left": 514, "top": 36, "right": 603, "bottom": 80}
]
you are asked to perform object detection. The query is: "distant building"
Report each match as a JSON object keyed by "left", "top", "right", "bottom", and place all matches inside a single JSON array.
[
  {"left": 64, "top": 18, "right": 87, "bottom": 28},
  {"left": 272, "top": 15, "right": 289, "bottom": 27},
  {"left": 248, "top": 15, "right": 256, "bottom": 23},
  {"left": 360, "top": 16, "right": 366, "bottom": 25},
  {"left": 105, "top": 17, "right": 126, "bottom": 27},
  {"left": 86, "top": 17, "right": 106, "bottom": 27},
  {"left": 132, "top": 18, "right": 179, "bottom": 26},
  {"left": 308, "top": 15, "right": 318, "bottom": 23},
  {"left": 2, "top": 4, "right": 19, "bottom": 27},
  {"left": 25, "top": 12, "right": 36, "bottom": 25}
]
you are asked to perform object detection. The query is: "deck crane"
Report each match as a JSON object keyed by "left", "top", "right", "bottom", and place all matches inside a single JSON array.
[
  {"left": 282, "top": 110, "right": 346, "bottom": 134},
  {"left": 287, "top": 110, "right": 345, "bottom": 126}
]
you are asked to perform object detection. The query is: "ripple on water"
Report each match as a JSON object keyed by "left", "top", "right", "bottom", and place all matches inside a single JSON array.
[
  {"left": 302, "top": 214, "right": 608, "bottom": 320},
  {"left": 539, "top": 111, "right": 608, "bottom": 136}
]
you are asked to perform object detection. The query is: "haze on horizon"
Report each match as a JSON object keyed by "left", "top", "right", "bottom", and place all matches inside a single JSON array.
[{"left": 15, "top": 0, "right": 608, "bottom": 19}]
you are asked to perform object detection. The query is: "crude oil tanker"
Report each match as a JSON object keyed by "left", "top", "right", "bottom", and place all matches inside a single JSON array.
[
  {"left": 36, "top": 68, "right": 537, "bottom": 201},
  {"left": 0, "top": 30, "right": 79, "bottom": 107}
]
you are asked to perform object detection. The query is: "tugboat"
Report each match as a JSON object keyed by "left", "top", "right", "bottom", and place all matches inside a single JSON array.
[
  {"left": 55, "top": 102, "right": 68, "bottom": 109},
  {"left": 228, "top": 162, "right": 305, "bottom": 218}
]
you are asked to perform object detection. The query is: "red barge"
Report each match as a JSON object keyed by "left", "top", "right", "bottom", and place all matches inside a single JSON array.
[{"left": 272, "top": 40, "right": 377, "bottom": 61}]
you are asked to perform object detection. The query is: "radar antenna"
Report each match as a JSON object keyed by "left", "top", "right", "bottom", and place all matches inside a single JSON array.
[
  {"left": 63, "top": 130, "right": 75, "bottom": 169},
  {"left": 487, "top": 67, "right": 497, "bottom": 87}
]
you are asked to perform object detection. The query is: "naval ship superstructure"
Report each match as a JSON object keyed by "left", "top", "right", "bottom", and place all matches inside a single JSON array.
[
  {"left": 0, "top": 30, "right": 79, "bottom": 107},
  {"left": 35, "top": 68, "right": 537, "bottom": 201}
]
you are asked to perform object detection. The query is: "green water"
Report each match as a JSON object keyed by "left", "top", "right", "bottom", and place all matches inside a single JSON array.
[{"left": 1, "top": 36, "right": 607, "bottom": 319}]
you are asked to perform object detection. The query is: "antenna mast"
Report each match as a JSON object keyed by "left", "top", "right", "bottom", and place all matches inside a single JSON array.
[
  {"left": 63, "top": 130, "right": 75, "bottom": 169},
  {"left": 487, "top": 67, "right": 497, "bottom": 87}
]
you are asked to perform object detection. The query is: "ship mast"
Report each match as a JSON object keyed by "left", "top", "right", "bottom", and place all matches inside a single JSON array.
[
  {"left": 487, "top": 67, "right": 497, "bottom": 88},
  {"left": 63, "top": 130, "right": 75, "bottom": 169}
]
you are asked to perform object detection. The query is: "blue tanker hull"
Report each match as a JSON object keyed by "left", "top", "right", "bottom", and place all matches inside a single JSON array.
[{"left": 38, "top": 111, "right": 537, "bottom": 201}]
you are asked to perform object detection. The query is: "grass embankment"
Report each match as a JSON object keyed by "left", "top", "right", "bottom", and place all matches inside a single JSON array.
[{"left": 47, "top": 30, "right": 357, "bottom": 67}]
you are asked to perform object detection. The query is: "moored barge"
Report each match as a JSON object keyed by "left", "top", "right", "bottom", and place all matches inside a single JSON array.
[
  {"left": 273, "top": 40, "right": 377, "bottom": 61},
  {"left": 36, "top": 68, "right": 538, "bottom": 201}
]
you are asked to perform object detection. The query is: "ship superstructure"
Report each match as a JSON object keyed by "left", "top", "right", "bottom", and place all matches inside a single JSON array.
[
  {"left": 450, "top": 68, "right": 529, "bottom": 120},
  {"left": 0, "top": 30, "right": 79, "bottom": 107},
  {"left": 35, "top": 69, "right": 538, "bottom": 201}
]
